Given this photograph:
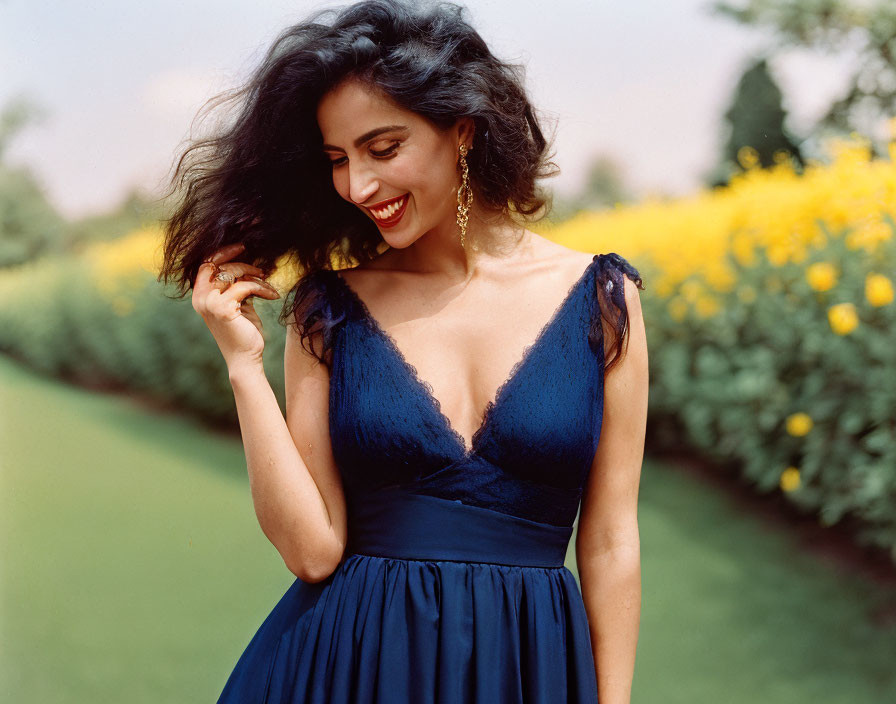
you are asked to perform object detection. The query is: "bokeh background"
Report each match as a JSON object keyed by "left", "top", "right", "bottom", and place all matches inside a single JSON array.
[{"left": 2, "top": 0, "right": 895, "bottom": 702}]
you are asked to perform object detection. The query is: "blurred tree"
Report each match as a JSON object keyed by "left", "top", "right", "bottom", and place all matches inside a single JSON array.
[
  {"left": 0, "top": 94, "right": 166, "bottom": 265},
  {"left": 0, "top": 95, "right": 70, "bottom": 268},
  {"left": 547, "top": 154, "right": 635, "bottom": 223},
  {"left": 711, "top": 0, "right": 896, "bottom": 155},
  {"left": 706, "top": 56, "right": 806, "bottom": 188},
  {"left": 67, "top": 187, "right": 168, "bottom": 250},
  {"left": 578, "top": 155, "right": 634, "bottom": 210},
  {"left": 0, "top": 96, "right": 47, "bottom": 160}
]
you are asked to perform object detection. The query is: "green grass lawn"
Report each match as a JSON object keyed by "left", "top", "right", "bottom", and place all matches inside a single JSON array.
[{"left": 1, "top": 354, "right": 894, "bottom": 703}]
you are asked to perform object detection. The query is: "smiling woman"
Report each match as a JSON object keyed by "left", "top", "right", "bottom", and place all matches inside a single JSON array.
[
  {"left": 155, "top": 0, "right": 557, "bottom": 297},
  {"left": 154, "top": 1, "right": 646, "bottom": 703},
  {"left": 316, "top": 77, "right": 477, "bottom": 239}
]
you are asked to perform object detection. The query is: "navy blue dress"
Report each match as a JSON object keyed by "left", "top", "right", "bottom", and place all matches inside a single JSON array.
[{"left": 216, "top": 252, "right": 643, "bottom": 703}]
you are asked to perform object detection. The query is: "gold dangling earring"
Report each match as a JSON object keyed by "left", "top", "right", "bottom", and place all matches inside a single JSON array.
[{"left": 456, "top": 143, "right": 473, "bottom": 248}]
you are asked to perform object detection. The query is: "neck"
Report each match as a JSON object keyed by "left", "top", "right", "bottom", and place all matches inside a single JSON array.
[{"left": 389, "top": 202, "right": 535, "bottom": 278}]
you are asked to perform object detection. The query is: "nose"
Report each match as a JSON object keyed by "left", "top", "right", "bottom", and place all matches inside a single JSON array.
[{"left": 347, "top": 163, "right": 379, "bottom": 206}]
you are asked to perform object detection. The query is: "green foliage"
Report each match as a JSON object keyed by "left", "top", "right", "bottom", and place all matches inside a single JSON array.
[
  {"left": 0, "top": 217, "right": 894, "bottom": 564},
  {"left": 0, "top": 258, "right": 287, "bottom": 425},
  {"left": 545, "top": 157, "right": 637, "bottom": 223},
  {"left": 710, "top": 56, "right": 805, "bottom": 188},
  {"left": 0, "top": 95, "right": 73, "bottom": 267},
  {"left": 646, "top": 217, "right": 896, "bottom": 561},
  {"left": 0, "top": 164, "right": 70, "bottom": 267},
  {"left": 67, "top": 189, "right": 170, "bottom": 246},
  {"left": 6, "top": 356, "right": 895, "bottom": 701},
  {"left": 710, "top": 0, "right": 896, "bottom": 156}
]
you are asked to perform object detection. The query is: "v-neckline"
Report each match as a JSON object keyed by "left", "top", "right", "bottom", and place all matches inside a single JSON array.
[{"left": 330, "top": 254, "right": 600, "bottom": 461}]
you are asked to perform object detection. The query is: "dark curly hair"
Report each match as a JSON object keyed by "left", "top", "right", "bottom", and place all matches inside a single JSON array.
[
  {"left": 158, "top": 0, "right": 558, "bottom": 296},
  {"left": 156, "top": 0, "right": 640, "bottom": 373}
]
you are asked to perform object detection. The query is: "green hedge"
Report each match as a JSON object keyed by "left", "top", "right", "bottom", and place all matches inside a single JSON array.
[
  {"left": 0, "top": 257, "right": 286, "bottom": 425},
  {"left": 645, "top": 217, "right": 896, "bottom": 560},
  {"left": 1, "top": 220, "right": 894, "bottom": 563}
]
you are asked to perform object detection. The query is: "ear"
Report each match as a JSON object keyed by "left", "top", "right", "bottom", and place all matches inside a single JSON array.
[{"left": 455, "top": 117, "right": 476, "bottom": 151}]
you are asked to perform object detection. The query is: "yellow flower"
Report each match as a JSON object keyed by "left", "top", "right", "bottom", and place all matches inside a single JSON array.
[
  {"left": 695, "top": 294, "right": 720, "bottom": 318},
  {"left": 780, "top": 466, "right": 801, "bottom": 492},
  {"left": 772, "top": 149, "right": 792, "bottom": 165},
  {"left": 679, "top": 280, "right": 702, "bottom": 303},
  {"left": 731, "top": 231, "right": 757, "bottom": 267},
  {"left": 806, "top": 262, "right": 838, "bottom": 292},
  {"left": 667, "top": 297, "right": 688, "bottom": 321},
  {"left": 827, "top": 302, "right": 859, "bottom": 335},
  {"left": 785, "top": 412, "right": 813, "bottom": 437},
  {"left": 737, "top": 145, "right": 760, "bottom": 169},
  {"left": 531, "top": 131, "right": 893, "bottom": 314},
  {"left": 865, "top": 273, "right": 894, "bottom": 307}
]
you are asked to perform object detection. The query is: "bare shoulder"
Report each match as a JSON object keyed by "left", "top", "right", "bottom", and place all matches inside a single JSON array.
[
  {"left": 529, "top": 236, "right": 596, "bottom": 282},
  {"left": 330, "top": 250, "right": 403, "bottom": 298},
  {"left": 610, "top": 274, "right": 648, "bottom": 372},
  {"left": 623, "top": 273, "right": 645, "bottom": 314}
]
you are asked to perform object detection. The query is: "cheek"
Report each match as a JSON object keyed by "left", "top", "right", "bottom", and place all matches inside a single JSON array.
[
  {"left": 331, "top": 171, "right": 349, "bottom": 198},
  {"left": 426, "top": 154, "right": 457, "bottom": 195},
  {"left": 386, "top": 160, "right": 417, "bottom": 191}
]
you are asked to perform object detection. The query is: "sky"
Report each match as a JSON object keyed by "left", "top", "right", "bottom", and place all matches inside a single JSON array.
[{"left": 0, "top": 0, "right": 859, "bottom": 219}]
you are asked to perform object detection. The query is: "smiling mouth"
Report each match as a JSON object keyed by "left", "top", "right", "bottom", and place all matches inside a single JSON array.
[{"left": 368, "top": 194, "right": 408, "bottom": 224}]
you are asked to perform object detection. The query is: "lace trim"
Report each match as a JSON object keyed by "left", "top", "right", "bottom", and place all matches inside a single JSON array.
[{"left": 329, "top": 255, "right": 602, "bottom": 461}]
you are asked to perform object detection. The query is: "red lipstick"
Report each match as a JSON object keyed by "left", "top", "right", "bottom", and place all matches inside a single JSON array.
[{"left": 366, "top": 193, "right": 409, "bottom": 228}]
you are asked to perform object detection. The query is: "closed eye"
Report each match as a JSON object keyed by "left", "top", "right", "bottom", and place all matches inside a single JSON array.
[{"left": 329, "top": 141, "right": 400, "bottom": 167}]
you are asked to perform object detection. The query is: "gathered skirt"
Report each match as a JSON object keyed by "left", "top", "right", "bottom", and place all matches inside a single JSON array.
[{"left": 216, "top": 489, "right": 599, "bottom": 703}]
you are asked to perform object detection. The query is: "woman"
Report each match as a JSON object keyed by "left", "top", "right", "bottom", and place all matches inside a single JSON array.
[{"left": 159, "top": 0, "right": 647, "bottom": 701}]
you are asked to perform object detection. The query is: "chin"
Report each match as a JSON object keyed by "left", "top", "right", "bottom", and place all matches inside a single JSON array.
[{"left": 380, "top": 232, "right": 419, "bottom": 249}]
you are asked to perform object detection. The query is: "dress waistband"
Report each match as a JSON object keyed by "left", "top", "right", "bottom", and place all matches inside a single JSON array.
[{"left": 344, "top": 488, "right": 573, "bottom": 568}]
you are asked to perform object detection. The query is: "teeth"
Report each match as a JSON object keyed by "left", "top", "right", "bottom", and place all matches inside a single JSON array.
[{"left": 372, "top": 196, "right": 405, "bottom": 220}]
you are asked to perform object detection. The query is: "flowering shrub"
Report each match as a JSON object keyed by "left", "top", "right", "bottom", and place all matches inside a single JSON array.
[
  {"left": 545, "top": 132, "right": 896, "bottom": 560},
  {"left": 1, "top": 132, "right": 894, "bottom": 560}
]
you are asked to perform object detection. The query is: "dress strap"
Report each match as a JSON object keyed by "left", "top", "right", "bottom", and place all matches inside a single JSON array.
[
  {"left": 588, "top": 253, "right": 645, "bottom": 370},
  {"left": 289, "top": 269, "right": 352, "bottom": 368}
]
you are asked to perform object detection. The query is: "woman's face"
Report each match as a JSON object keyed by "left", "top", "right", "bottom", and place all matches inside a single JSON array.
[{"left": 317, "top": 78, "right": 472, "bottom": 248}]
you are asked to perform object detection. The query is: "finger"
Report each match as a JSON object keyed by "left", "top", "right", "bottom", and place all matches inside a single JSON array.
[
  {"left": 217, "top": 261, "right": 266, "bottom": 279},
  {"left": 206, "top": 285, "right": 272, "bottom": 319},
  {"left": 240, "top": 301, "right": 265, "bottom": 335},
  {"left": 209, "top": 242, "right": 247, "bottom": 266},
  {"left": 209, "top": 294, "right": 248, "bottom": 319},
  {"left": 201, "top": 252, "right": 261, "bottom": 294},
  {"left": 208, "top": 263, "right": 224, "bottom": 285},
  {"left": 218, "top": 279, "right": 281, "bottom": 304},
  {"left": 192, "top": 261, "right": 226, "bottom": 308},
  {"left": 208, "top": 269, "right": 238, "bottom": 294},
  {"left": 194, "top": 261, "right": 236, "bottom": 301},
  {"left": 193, "top": 247, "right": 258, "bottom": 300},
  {"left": 193, "top": 260, "right": 219, "bottom": 288},
  {"left": 206, "top": 273, "right": 275, "bottom": 299},
  {"left": 239, "top": 274, "right": 280, "bottom": 295}
]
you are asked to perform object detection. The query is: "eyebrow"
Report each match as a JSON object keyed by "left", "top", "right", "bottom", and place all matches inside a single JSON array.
[{"left": 321, "top": 124, "right": 409, "bottom": 152}]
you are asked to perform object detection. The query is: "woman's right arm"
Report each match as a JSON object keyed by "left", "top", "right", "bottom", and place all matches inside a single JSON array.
[
  {"left": 228, "top": 333, "right": 348, "bottom": 583},
  {"left": 193, "top": 243, "right": 347, "bottom": 583}
]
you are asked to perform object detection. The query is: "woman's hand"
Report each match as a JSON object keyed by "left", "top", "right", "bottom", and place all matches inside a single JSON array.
[{"left": 192, "top": 242, "right": 281, "bottom": 373}]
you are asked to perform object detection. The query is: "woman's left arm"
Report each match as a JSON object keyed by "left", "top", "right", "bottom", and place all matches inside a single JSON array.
[{"left": 576, "top": 274, "right": 649, "bottom": 704}]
